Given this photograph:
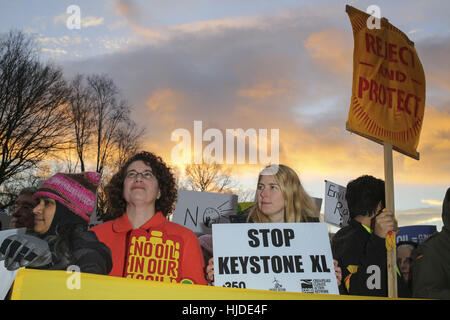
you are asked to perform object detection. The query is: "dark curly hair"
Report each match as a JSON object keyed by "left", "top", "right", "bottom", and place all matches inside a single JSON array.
[{"left": 104, "top": 151, "right": 177, "bottom": 219}]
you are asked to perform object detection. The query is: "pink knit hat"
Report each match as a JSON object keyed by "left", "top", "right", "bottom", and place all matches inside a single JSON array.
[{"left": 33, "top": 172, "right": 101, "bottom": 223}]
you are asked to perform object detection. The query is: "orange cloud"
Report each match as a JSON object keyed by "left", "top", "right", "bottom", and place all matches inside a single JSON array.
[
  {"left": 238, "top": 79, "right": 294, "bottom": 100},
  {"left": 114, "top": 0, "right": 163, "bottom": 40},
  {"left": 304, "top": 28, "right": 353, "bottom": 74},
  {"left": 397, "top": 106, "right": 450, "bottom": 184},
  {"left": 145, "top": 88, "right": 181, "bottom": 112}
]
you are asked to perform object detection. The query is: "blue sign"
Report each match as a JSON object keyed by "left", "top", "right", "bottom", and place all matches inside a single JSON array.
[{"left": 396, "top": 225, "right": 437, "bottom": 244}]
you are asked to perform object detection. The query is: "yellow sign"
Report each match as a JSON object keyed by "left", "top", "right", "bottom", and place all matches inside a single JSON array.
[
  {"left": 11, "top": 268, "right": 401, "bottom": 300},
  {"left": 346, "top": 6, "right": 425, "bottom": 159}
]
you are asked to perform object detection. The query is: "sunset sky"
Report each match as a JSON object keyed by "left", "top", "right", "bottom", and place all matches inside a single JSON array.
[{"left": 1, "top": 0, "right": 448, "bottom": 230}]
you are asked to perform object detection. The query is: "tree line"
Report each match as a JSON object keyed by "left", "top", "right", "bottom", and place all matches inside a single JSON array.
[
  {"left": 0, "top": 30, "right": 144, "bottom": 218},
  {"left": 0, "top": 30, "right": 253, "bottom": 220}
]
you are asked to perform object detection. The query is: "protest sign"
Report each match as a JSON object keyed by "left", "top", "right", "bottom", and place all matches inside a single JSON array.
[
  {"left": 12, "top": 268, "right": 388, "bottom": 300},
  {"left": 171, "top": 190, "right": 237, "bottom": 234},
  {"left": 396, "top": 225, "right": 437, "bottom": 244},
  {"left": 345, "top": 4, "right": 426, "bottom": 298},
  {"left": 212, "top": 223, "right": 339, "bottom": 295},
  {"left": 346, "top": 5, "right": 425, "bottom": 160},
  {"left": 324, "top": 180, "right": 349, "bottom": 228},
  {"left": 0, "top": 228, "right": 26, "bottom": 299}
]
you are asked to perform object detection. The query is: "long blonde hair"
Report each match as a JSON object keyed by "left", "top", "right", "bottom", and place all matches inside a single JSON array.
[{"left": 248, "top": 164, "right": 319, "bottom": 223}]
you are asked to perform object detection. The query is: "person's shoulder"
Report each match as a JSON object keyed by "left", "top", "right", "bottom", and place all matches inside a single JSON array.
[
  {"left": 333, "top": 222, "right": 357, "bottom": 237},
  {"left": 89, "top": 220, "right": 114, "bottom": 233},
  {"left": 331, "top": 221, "right": 365, "bottom": 247},
  {"left": 414, "top": 229, "right": 450, "bottom": 256}
]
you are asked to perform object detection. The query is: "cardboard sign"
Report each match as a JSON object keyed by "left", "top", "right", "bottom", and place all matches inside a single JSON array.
[
  {"left": 0, "top": 228, "right": 26, "bottom": 299},
  {"left": 171, "top": 190, "right": 238, "bottom": 234},
  {"left": 324, "top": 180, "right": 349, "bottom": 228},
  {"left": 346, "top": 6, "right": 426, "bottom": 159},
  {"left": 212, "top": 223, "right": 339, "bottom": 295},
  {"left": 396, "top": 225, "right": 437, "bottom": 244}
]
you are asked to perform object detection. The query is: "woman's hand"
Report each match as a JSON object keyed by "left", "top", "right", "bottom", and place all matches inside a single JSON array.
[
  {"left": 333, "top": 259, "right": 342, "bottom": 286},
  {"left": 205, "top": 257, "right": 214, "bottom": 285}
]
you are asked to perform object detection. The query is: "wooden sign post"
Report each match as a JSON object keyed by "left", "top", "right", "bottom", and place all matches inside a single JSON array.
[{"left": 384, "top": 142, "right": 397, "bottom": 297}]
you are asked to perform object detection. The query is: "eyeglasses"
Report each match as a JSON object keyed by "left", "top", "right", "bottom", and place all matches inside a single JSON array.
[{"left": 125, "top": 170, "right": 155, "bottom": 180}]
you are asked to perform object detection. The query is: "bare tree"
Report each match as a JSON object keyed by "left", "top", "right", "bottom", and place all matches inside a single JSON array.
[
  {"left": 67, "top": 74, "right": 95, "bottom": 172},
  {"left": 112, "top": 119, "right": 145, "bottom": 169},
  {"left": 184, "top": 162, "right": 236, "bottom": 193},
  {"left": 0, "top": 170, "right": 43, "bottom": 209},
  {"left": 0, "top": 31, "right": 71, "bottom": 186},
  {"left": 88, "top": 74, "right": 128, "bottom": 174}
]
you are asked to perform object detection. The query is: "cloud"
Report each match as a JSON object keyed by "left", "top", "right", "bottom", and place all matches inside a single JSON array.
[
  {"left": 397, "top": 106, "right": 450, "bottom": 184},
  {"left": 304, "top": 28, "right": 353, "bottom": 74},
  {"left": 41, "top": 47, "right": 67, "bottom": 55},
  {"left": 60, "top": 4, "right": 450, "bottom": 192},
  {"left": 171, "top": 15, "right": 268, "bottom": 35},
  {"left": 82, "top": 16, "right": 104, "bottom": 28},
  {"left": 114, "top": 0, "right": 163, "bottom": 40},
  {"left": 421, "top": 199, "right": 443, "bottom": 206},
  {"left": 238, "top": 79, "right": 294, "bottom": 100},
  {"left": 53, "top": 12, "right": 104, "bottom": 28},
  {"left": 396, "top": 206, "right": 443, "bottom": 230}
]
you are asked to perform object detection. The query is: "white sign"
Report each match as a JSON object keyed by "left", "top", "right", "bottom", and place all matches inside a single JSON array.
[
  {"left": 212, "top": 223, "right": 339, "bottom": 295},
  {"left": 0, "top": 228, "right": 26, "bottom": 299},
  {"left": 171, "top": 190, "right": 238, "bottom": 234},
  {"left": 324, "top": 180, "right": 349, "bottom": 228}
]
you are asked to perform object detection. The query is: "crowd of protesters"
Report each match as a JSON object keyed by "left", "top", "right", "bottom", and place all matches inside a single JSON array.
[{"left": 0, "top": 150, "right": 448, "bottom": 299}]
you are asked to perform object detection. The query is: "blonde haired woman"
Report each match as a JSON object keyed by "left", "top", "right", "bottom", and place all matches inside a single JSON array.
[
  {"left": 205, "top": 164, "right": 341, "bottom": 286},
  {"left": 247, "top": 164, "right": 319, "bottom": 223}
]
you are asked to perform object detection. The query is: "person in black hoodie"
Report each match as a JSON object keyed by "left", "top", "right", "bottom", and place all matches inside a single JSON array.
[
  {"left": 0, "top": 172, "right": 112, "bottom": 275},
  {"left": 331, "top": 175, "right": 410, "bottom": 297},
  {"left": 411, "top": 187, "right": 450, "bottom": 299}
]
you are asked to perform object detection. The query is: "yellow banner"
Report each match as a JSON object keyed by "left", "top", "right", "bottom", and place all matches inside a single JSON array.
[
  {"left": 10, "top": 268, "right": 398, "bottom": 300},
  {"left": 346, "top": 6, "right": 425, "bottom": 159}
]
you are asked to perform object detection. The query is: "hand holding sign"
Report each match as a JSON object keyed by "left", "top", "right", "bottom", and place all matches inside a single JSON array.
[
  {"left": 374, "top": 210, "right": 397, "bottom": 239},
  {"left": 205, "top": 257, "right": 214, "bottom": 285}
]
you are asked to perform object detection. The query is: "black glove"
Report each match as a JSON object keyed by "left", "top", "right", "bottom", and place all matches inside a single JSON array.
[{"left": 0, "top": 234, "right": 52, "bottom": 271}]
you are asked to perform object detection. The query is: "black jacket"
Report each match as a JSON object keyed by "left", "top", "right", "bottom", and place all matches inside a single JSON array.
[
  {"left": 35, "top": 202, "right": 112, "bottom": 275},
  {"left": 411, "top": 188, "right": 450, "bottom": 299},
  {"left": 331, "top": 219, "right": 410, "bottom": 297},
  {"left": 42, "top": 227, "right": 112, "bottom": 275}
]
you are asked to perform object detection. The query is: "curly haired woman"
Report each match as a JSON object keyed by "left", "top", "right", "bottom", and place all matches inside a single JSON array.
[{"left": 91, "top": 151, "right": 206, "bottom": 285}]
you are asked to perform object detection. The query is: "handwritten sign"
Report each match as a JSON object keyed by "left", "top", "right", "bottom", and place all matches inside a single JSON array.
[
  {"left": 171, "top": 190, "right": 237, "bottom": 234},
  {"left": 0, "top": 228, "right": 26, "bottom": 299},
  {"left": 346, "top": 6, "right": 425, "bottom": 159},
  {"left": 324, "top": 180, "right": 349, "bottom": 228},
  {"left": 212, "top": 223, "right": 339, "bottom": 294}
]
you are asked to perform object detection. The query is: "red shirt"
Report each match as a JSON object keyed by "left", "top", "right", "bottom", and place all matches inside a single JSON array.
[{"left": 91, "top": 212, "right": 206, "bottom": 285}]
